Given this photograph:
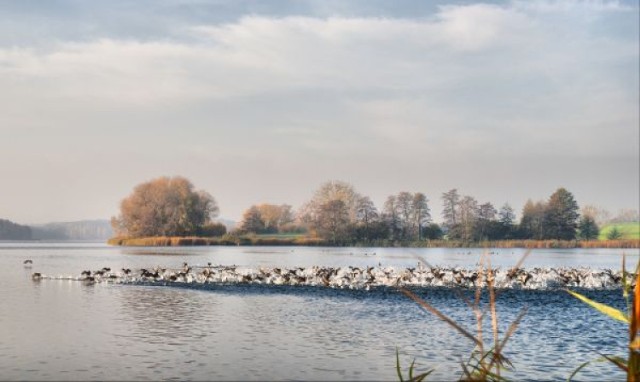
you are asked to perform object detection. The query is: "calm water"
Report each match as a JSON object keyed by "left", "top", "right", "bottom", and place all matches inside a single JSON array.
[{"left": 1, "top": 243, "right": 639, "bottom": 381}]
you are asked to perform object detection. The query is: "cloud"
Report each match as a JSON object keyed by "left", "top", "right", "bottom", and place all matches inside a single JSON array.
[
  {"left": 0, "top": 0, "right": 637, "bottom": 221},
  {"left": 0, "top": 2, "right": 636, "bottom": 157}
]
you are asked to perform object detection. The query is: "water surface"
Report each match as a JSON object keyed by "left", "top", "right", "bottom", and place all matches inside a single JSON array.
[{"left": 1, "top": 243, "right": 637, "bottom": 380}]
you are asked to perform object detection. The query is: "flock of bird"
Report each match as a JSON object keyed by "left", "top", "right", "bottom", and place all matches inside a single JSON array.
[{"left": 28, "top": 260, "right": 634, "bottom": 290}]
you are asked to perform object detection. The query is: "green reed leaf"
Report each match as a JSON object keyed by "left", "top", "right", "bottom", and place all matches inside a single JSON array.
[{"left": 566, "top": 289, "right": 629, "bottom": 323}]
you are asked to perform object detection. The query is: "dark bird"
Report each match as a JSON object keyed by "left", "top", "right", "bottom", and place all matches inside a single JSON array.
[
  {"left": 23, "top": 259, "right": 33, "bottom": 265},
  {"left": 32, "top": 272, "right": 42, "bottom": 280}
]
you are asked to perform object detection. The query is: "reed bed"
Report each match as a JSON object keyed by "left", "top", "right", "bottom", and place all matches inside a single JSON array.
[
  {"left": 108, "top": 236, "right": 639, "bottom": 248},
  {"left": 107, "top": 235, "right": 327, "bottom": 247},
  {"left": 566, "top": 255, "right": 640, "bottom": 381},
  {"left": 397, "top": 253, "right": 640, "bottom": 381},
  {"left": 397, "top": 252, "right": 529, "bottom": 381}
]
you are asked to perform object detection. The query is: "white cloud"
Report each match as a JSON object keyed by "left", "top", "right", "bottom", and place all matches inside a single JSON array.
[
  {"left": 0, "top": 0, "right": 637, "bottom": 221},
  {"left": 0, "top": 6, "right": 542, "bottom": 105},
  {"left": 513, "top": 0, "right": 636, "bottom": 13}
]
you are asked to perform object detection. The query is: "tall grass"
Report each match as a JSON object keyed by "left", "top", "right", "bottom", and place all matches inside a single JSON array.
[
  {"left": 566, "top": 255, "right": 640, "bottom": 381},
  {"left": 108, "top": 236, "right": 639, "bottom": 248},
  {"left": 107, "top": 235, "right": 327, "bottom": 247},
  {"left": 397, "top": 253, "right": 529, "bottom": 381}
]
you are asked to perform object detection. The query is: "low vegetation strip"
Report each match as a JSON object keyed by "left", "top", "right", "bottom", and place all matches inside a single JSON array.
[
  {"left": 107, "top": 236, "right": 640, "bottom": 248},
  {"left": 599, "top": 222, "right": 640, "bottom": 240},
  {"left": 107, "top": 235, "right": 326, "bottom": 247}
]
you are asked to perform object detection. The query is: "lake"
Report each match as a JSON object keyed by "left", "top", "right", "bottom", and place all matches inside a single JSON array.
[{"left": 1, "top": 242, "right": 639, "bottom": 381}]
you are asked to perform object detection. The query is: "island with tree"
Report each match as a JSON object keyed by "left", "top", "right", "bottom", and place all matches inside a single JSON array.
[{"left": 108, "top": 176, "right": 639, "bottom": 248}]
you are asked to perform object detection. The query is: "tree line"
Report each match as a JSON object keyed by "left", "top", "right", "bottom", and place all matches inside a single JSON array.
[
  {"left": 112, "top": 176, "right": 637, "bottom": 243},
  {"left": 238, "top": 181, "right": 608, "bottom": 244},
  {"left": 0, "top": 219, "right": 32, "bottom": 240}
]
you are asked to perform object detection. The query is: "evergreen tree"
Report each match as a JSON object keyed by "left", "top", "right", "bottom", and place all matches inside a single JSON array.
[
  {"left": 543, "top": 188, "right": 580, "bottom": 240},
  {"left": 577, "top": 215, "right": 599, "bottom": 240},
  {"left": 498, "top": 203, "right": 516, "bottom": 226},
  {"left": 607, "top": 226, "right": 623, "bottom": 240},
  {"left": 498, "top": 203, "right": 516, "bottom": 239}
]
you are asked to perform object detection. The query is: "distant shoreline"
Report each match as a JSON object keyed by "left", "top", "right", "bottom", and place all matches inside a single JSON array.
[{"left": 107, "top": 236, "right": 640, "bottom": 249}]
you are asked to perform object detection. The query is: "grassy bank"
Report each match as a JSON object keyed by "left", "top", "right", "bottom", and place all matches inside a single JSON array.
[
  {"left": 411, "top": 239, "right": 639, "bottom": 249},
  {"left": 599, "top": 222, "right": 640, "bottom": 240},
  {"left": 108, "top": 236, "right": 640, "bottom": 248}
]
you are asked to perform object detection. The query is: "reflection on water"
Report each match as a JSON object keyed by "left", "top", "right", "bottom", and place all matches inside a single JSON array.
[{"left": 0, "top": 243, "right": 636, "bottom": 381}]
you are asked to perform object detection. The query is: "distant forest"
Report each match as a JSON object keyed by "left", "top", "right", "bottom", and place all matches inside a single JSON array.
[
  {"left": 0, "top": 219, "right": 31, "bottom": 240},
  {"left": 0, "top": 219, "right": 113, "bottom": 240}
]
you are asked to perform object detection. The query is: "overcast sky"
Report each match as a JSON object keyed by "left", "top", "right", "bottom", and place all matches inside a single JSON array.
[{"left": 0, "top": 0, "right": 638, "bottom": 224}]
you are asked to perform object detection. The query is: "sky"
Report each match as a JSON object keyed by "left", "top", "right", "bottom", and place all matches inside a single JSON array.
[{"left": 0, "top": 0, "right": 638, "bottom": 224}]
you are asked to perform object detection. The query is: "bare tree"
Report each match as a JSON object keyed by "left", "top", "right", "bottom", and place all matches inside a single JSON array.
[
  {"left": 520, "top": 199, "right": 546, "bottom": 240},
  {"left": 382, "top": 192, "right": 431, "bottom": 241},
  {"left": 256, "top": 204, "right": 294, "bottom": 233},
  {"left": 298, "top": 180, "right": 361, "bottom": 227},
  {"left": 239, "top": 206, "right": 265, "bottom": 234},
  {"left": 396, "top": 192, "right": 414, "bottom": 239},
  {"left": 442, "top": 189, "right": 460, "bottom": 230},
  {"left": 382, "top": 195, "right": 401, "bottom": 240},
  {"left": 581, "top": 205, "right": 611, "bottom": 226},
  {"left": 355, "top": 196, "right": 378, "bottom": 227},
  {"left": 317, "top": 200, "right": 350, "bottom": 243},
  {"left": 412, "top": 193, "right": 431, "bottom": 240},
  {"left": 476, "top": 202, "right": 497, "bottom": 240},
  {"left": 611, "top": 209, "right": 640, "bottom": 223},
  {"left": 458, "top": 195, "right": 478, "bottom": 241}
]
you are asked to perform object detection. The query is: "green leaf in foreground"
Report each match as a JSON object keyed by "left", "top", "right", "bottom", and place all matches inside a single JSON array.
[
  {"left": 566, "top": 289, "right": 629, "bottom": 323},
  {"left": 396, "top": 347, "right": 433, "bottom": 382}
]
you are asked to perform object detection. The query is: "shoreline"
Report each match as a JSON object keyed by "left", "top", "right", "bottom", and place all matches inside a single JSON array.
[{"left": 107, "top": 236, "right": 640, "bottom": 249}]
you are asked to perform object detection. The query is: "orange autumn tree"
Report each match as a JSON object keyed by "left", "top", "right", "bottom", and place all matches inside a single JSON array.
[{"left": 111, "top": 176, "right": 219, "bottom": 238}]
